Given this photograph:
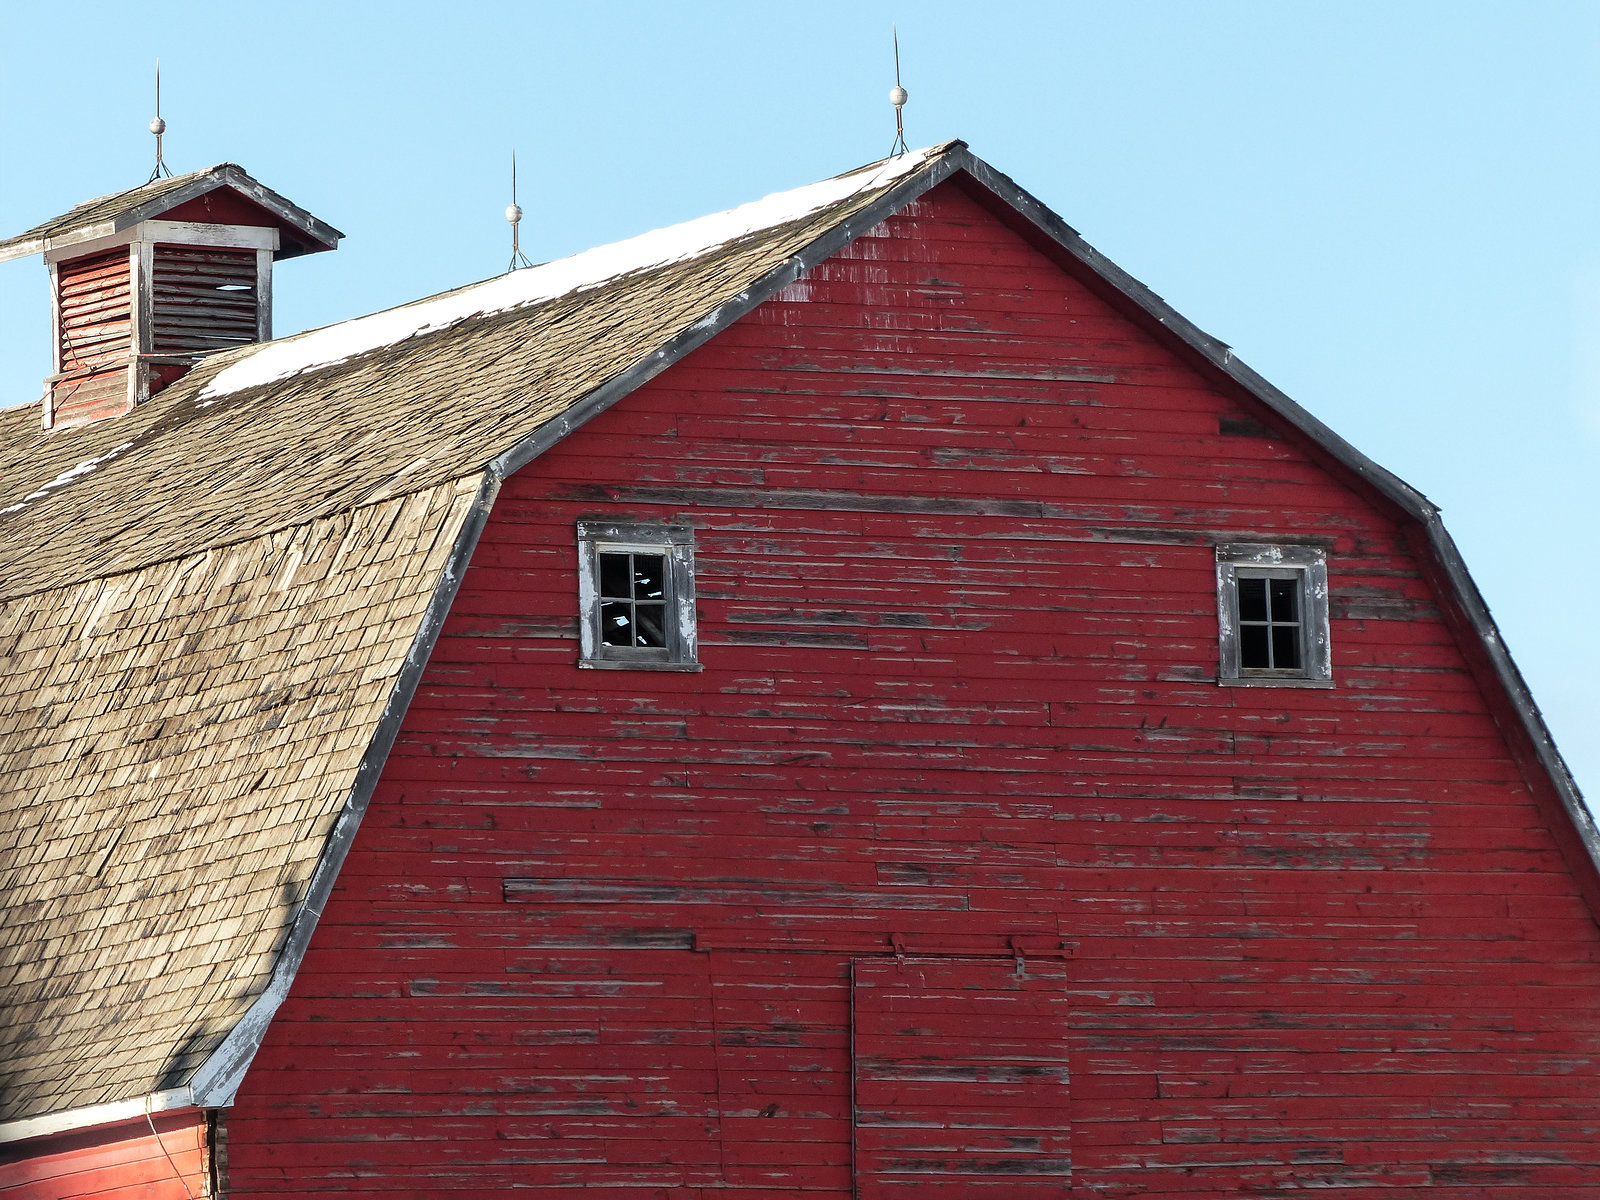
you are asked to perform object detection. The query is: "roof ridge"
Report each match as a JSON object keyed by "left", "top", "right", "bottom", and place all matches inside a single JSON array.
[
  {"left": 0, "top": 162, "right": 340, "bottom": 265},
  {"left": 0, "top": 164, "right": 232, "bottom": 255},
  {"left": 196, "top": 144, "right": 958, "bottom": 401}
]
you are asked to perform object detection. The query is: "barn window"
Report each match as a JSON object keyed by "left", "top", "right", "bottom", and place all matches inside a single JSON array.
[
  {"left": 1216, "top": 543, "right": 1332, "bottom": 686},
  {"left": 577, "top": 521, "right": 699, "bottom": 670}
]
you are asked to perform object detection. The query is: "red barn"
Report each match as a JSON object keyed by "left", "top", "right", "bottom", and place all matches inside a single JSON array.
[{"left": 3, "top": 141, "right": 1599, "bottom": 1198}]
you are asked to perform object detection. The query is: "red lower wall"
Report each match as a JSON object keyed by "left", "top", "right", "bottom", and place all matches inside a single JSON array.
[{"left": 0, "top": 1111, "right": 209, "bottom": 1200}]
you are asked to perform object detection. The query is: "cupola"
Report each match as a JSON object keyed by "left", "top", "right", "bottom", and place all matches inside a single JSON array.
[{"left": 0, "top": 164, "right": 341, "bottom": 430}]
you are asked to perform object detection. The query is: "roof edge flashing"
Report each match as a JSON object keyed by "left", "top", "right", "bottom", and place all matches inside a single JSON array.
[{"left": 0, "top": 1087, "right": 194, "bottom": 1146}]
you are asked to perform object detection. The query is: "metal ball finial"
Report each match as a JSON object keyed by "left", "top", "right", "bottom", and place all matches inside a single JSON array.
[
  {"left": 890, "top": 85, "right": 908, "bottom": 109},
  {"left": 150, "top": 117, "right": 167, "bottom": 136},
  {"left": 506, "top": 204, "right": 523, "bottom": 225}
]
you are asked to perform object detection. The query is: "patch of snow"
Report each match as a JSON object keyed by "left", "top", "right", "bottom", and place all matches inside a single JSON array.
[
  {"left": 0, "top": 441, "right": 135, "bottom": 516},
  {"left": 201, "top": 149, "right": 936, "bottom": 400}
]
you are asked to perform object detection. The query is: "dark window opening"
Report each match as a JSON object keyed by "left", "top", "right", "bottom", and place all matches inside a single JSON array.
[
  {"left": 599, "top": 551, "right": 668, "bottom": 649},
  {"left": 1237, "top": 574, "right": 1303, "bottom": 670}
]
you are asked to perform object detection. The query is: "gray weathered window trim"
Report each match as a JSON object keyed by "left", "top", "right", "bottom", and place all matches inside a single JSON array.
[
  {"left": 577, "top": 520, "right": 700, "bottom": 671},
  {"left": 1216, "top": 542, "right": 1332, "bottom": 688}
]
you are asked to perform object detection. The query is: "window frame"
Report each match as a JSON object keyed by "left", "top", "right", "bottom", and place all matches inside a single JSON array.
[
  {"left": 1216, "top": 543, "right": 1332, "bottom": 688},
  {"left": 576, "top": 520, "right": 700, "bottom": 671}
]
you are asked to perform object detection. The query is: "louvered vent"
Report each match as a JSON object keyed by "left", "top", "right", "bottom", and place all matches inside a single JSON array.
[
  {"left": 58, "top": 249, "right": 132, "bottom": 373},
  {"left": 151, "top": 245, "right": 260, "bottom": 356},
  {"left": 51, "top": 248, "right": 134, "bottom": 426}
]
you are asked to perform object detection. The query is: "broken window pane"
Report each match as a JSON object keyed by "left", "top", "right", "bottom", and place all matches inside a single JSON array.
[
  {"left": 633, "top": 554, "right": 665, "bottom": 600},
  {"left": 580, "top": 523, "right": 696, "bottom": 667},
  {"left": 601, "top": 601, "right": 633, "bottom": 646},
  {"left": 636, "top": 604, "right": 666, "bottom": 647}
]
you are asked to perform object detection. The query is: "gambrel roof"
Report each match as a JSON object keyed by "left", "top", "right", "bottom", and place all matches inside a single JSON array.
[{"left": 1, "top": 141, "right": 1591, "bottom": 1140}]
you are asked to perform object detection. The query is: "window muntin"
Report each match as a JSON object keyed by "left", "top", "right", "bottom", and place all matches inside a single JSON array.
[
  {"left": 1217, "top": 544, "right": 1331, "bottom": 687},
  {"left": 578, "top": 521, "right": 698, "bottom": 670}
]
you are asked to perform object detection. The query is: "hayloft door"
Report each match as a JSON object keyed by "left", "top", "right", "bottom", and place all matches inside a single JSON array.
[{"left": 851, "top": 956, "right": 1071, "bottom": 1196}]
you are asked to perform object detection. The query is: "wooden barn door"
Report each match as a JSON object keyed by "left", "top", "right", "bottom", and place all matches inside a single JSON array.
[{"left": 851, "top": 956, "right": 1071, "bottom": 1197}]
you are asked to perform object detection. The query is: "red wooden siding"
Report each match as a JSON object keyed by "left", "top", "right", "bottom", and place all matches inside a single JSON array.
[
  {"left": 226, "top": 179, "right": 1600, "bottom": 1196},
  {"left": 161, "top": 189, "right": 280, "bottom": 230},
  {"left": 0, "top": 1111, "right": 209, "bottom": 1200},
  {"left": 852, "top": 957, "right": 1071, "bottom": 1196}
]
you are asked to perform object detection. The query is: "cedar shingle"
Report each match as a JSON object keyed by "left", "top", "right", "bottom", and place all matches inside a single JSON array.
[{"left": 0, "top": 481, "right": 479, "bottom": 1122}]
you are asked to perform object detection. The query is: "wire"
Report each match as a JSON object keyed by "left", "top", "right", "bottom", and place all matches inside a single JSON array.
[{"left": 145, "top": 1095, "right": 199, "bottom": 1200}]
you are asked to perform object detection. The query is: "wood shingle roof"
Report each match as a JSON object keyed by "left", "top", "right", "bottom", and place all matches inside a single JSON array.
[{"left": 0, "top": 482, "right": 476, "bottom": 1122}]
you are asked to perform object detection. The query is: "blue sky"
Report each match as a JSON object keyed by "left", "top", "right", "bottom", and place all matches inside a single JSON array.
[{"left": 3, "top": 1, "right": 1597, "bottom": 800}]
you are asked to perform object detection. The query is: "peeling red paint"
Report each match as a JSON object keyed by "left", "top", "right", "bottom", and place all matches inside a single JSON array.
[{"left": 0, "top": 1112, "right": 209, "bottom": 1200}]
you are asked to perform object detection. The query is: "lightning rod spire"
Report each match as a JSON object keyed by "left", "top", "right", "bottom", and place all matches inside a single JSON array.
[
  {"left": 148, "top": 60, "right": 171, "bottom": 182},
  {"left": 506, "top": 151, "right": 532, "bottom": 272},
  {"left": 888, "top": 26, "right": 909, "bottom": 157}
]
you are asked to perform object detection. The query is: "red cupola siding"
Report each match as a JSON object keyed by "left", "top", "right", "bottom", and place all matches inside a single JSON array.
[
  {"left": 2, "top": 144, "right": 1598, "bottom": 1198},
  {"left": 0, "top": 164, "right": 339, "bottom": 429}
]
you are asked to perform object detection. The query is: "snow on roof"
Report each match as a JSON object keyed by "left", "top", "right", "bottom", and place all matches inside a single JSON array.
[
  {"left": 0, "top": 441, "right": 135, "bottom": 517},
  {"left": 201, "top": 148, "right": 935, "bottom": 400}
]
